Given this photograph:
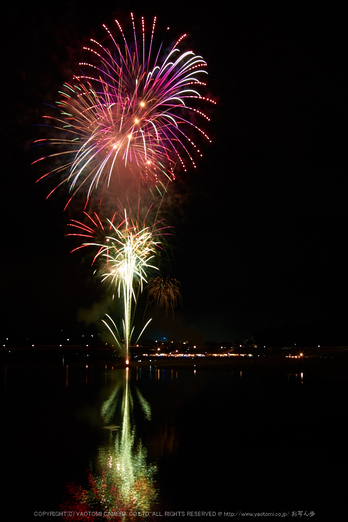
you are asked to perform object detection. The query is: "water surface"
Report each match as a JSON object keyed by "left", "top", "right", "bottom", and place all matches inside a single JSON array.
[{"left": 3, "top": 359, "right": 348, "bottom": 520}]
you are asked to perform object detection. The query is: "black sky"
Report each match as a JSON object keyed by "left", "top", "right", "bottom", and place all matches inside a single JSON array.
[{"left": 1, "top": 1, "right": 347, "bottom": 345}]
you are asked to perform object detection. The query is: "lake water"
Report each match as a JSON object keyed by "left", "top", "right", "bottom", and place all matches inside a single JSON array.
[{"left": 2, "top": 357, "right": 348, "bottom": 520}]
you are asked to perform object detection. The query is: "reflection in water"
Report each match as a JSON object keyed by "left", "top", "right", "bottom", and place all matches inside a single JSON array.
[
  {"left": 61, "top": 369, "right": 158, "bottom": 520},
  {"left": 287, "top": 372, "right": 305, "bottom": 384}
]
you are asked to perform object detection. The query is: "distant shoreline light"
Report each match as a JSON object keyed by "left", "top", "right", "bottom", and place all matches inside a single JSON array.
[{"left": 140, "top": 352, "right": 254, "bottom": 358}]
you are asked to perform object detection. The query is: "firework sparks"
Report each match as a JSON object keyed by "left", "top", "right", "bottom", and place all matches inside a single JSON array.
[
  {"left": 145, "top": 275, "right": 182, "bottom": 317},
  {"left": 67, "top": 202, "right": 171, "bottom": 361},
  {"left": 34, "top": 13, "right": 215, "bottom": 206}
]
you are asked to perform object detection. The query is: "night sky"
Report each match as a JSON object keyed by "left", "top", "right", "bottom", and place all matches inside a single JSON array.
[{"left": 1, "top": 1, "right": 347, "bottom": 345}]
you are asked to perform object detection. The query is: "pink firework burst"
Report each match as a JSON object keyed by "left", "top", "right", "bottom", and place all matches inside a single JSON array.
[{"left": 34, "top": 13, "right": 215, "bottom": 207}]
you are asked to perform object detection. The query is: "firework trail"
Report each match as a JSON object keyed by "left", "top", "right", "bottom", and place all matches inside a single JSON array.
[
  {"left": 33, "top": 13, "right": 215, "bottom": 207},
  {"left": 67, "top": 201, "right": 171, "bottom": 362}
]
